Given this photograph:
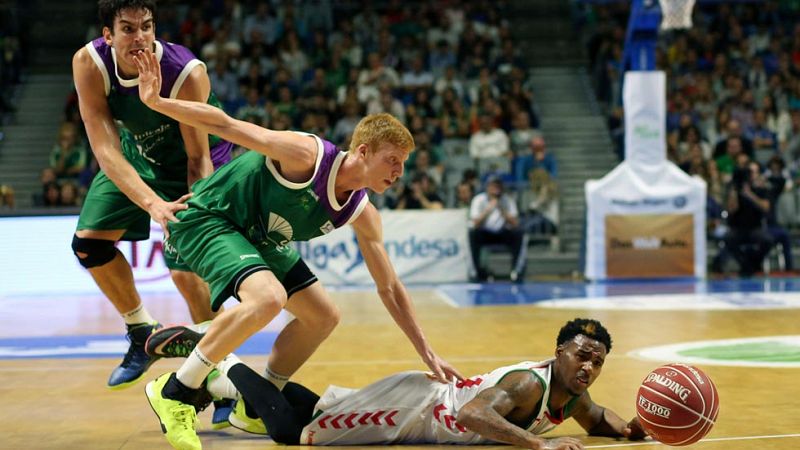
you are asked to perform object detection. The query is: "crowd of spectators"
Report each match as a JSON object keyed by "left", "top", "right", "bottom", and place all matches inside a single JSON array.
[
  {"left": 43, "top": 0, "right": 561, "bottom": 279},
  {"left": 581, "top": 0, "right": 800, "bottom": 275},
  {"left": 0, "top": 2, "right": 27, "bottom": 209}
]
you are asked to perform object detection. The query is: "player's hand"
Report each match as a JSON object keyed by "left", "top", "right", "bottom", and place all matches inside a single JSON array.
[
  {"left": 540, "top": 437, "right": 584, "bottom": 450},
  {"left": 147, "top": 193, "right": 192, "bottom": 238},
  {"left": 421, "top": 350, "right": 463, "bottom": 383},
  {"left": 133, "top": 47, "right": 163, "bottom": 108},
  {"left": 622, "top": 416, "right": 648, "bottom": 441}
]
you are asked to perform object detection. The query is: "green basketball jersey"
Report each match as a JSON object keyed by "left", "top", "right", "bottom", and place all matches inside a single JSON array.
[
  {"left": 185, "top": 134, "right": 369, "bottom": 249},
  {"left": 86, "top": 38, "right": 233, "bottom": 181}
]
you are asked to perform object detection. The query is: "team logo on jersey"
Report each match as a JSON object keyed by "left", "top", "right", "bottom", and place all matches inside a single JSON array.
[
  {"left": 266, "top": 212, "right": 294, "bottom": 248},
  {"left": 319, "top": 221, "right": 335, "bottom": 235}
]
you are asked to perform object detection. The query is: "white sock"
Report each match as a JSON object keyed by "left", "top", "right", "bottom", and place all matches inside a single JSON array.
[
  {"left": 216, "top": 353, "right": 243, "bottom": 376},
  {"left": 208, "top": 371, "right": 241, "bottom": 401},
  {"left": 176, "top": 347, "right": 215, "bottom": 389},
  {"left": 264, "top": 366, "right": 289, "bottom": 390},
  {"left": 121, "top": 304, "right": 155, "bottom": 325}
]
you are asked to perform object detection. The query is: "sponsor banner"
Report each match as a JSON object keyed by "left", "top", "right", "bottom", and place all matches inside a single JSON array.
[
  {"left": 295, "top": 210, "right": 469, "bottom": 285},
  {"left": 0, "top": 210, "right": 469, "bottom": 296},
  {"left": 606, "top": 214, "right": 694, "bottom": 277},
  {"left": 0, "top": 216, "right": 177, "bottom": 295}
]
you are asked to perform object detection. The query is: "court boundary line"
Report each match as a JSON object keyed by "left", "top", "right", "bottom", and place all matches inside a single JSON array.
[
  {"left": 433, "top": 288, "right": 460, "bottom": 308},
  {"left": 585, "top": 433, "right": 800, "bottom": 448}
]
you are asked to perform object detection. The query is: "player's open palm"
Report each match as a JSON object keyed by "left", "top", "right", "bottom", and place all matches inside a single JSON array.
[
  {"left": 133, "top": 47, "right": 162, "bottom": 108},
  {"left": 541, "top": 436, "right": 584, "bottom": 450}
]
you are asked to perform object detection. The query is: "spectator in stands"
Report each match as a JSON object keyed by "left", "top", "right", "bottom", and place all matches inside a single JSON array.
[
  {"left": 358, "top": 52, "right": 400, "bottom": 103},
  {"left": 469, "top": 112, "right": 510, "bottom": 161},
  {"left": 332, "top": 101, "right": 362, "bottom": 145},
  {"left": 764, "top": 156, "right": 795, "bottom": 270},
  {"left": 0, "top": 183, "right": 14, "bottom": 209},
  {"left": 750, "top": 109, "right": 778, "bottom": 153},
  {"left": 49, "top": 122, "right": 88, "bottom": 181},
  {"left": 508, "top": 111, "right": 540, "bottom": 159},
  {"left": 60, "top": 182, "right": 79, "bottom": 207},
  {"left": 713, "top": 118, "right": 754, "bottom": 160},
  {"left": 514, "top": 136, "right": 557, "bottom": 189},
  {"left": 451, "top": 180, "right": 474, "bottom": 209},
  {"left": 468, "top": 176, "right": 525, "bottom": 282},
  {"left": 438, "top": 88, "right": 471, "bottom": 139},
  {"left": 396, "top": 172, "right": 444, "bottom": 210},
  {"left": 235, "top": 87, "right": 267, "bottom": 124},
  {"left": 725, "top": 160, "right": 773, "bottom": 277},
  {"left": 401, "top": 55, "right": 434, "bottom": 92},
  {"left": 208, "top": 56, "right": 240, "bottom": 110},
  {"left": 715, "top": 136, "right": 743, "bottom": 179},
  {"left": 42, "top": 182, "right": 61, "bottom": 207},
  {"left": 367, "top": 83, "right": 406, "bottom": 124},
  {"left": 242, "top": 2, "right": 278, "bottom": 48},
  {"left": 519, "top": 168, "right": 559, "bottom": 235}
]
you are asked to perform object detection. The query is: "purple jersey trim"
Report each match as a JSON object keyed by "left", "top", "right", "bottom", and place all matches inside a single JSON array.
[
  {"left": 311, "top": 139, "right": 368, "bottom": 228},
  {"left": 90, "top": 38, "right": 195, "bottom": 98}
]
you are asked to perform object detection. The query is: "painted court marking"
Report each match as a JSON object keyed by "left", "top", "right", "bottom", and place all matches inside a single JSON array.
[
  {"left": 585, "top": 433, "right": 800, "bottom": 448},
  {"left": 630, "top": 336, "right": 800, "bottom": 368},
  {"left": 536, "top": 292, "right": 800, "bottom": 310}
]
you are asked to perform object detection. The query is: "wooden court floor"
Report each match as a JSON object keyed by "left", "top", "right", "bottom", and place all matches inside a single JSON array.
[{"left": 0, "top": 289, "right": 798, "bottom": 449}]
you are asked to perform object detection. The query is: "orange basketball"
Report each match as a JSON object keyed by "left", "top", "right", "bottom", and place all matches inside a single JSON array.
[{"left": 636, "top": 364, "right": 719, "bottom": 446}]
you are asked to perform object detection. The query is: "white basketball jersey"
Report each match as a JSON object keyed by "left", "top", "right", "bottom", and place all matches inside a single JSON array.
[{"left": 300, "top": 360, "right": 572, "bottom": 445}]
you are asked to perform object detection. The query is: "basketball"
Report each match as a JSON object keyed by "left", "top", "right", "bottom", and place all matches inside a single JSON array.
[{"left": 636, "top": 364, "right": 719, "bottom": 446}]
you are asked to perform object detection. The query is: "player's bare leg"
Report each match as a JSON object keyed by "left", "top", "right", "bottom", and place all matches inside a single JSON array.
[
  {"left": 74, "top": 228, "right": 160, "bottom": 389},
  {"left": 170, "top": 270, "right": 217, "bottom": 323},
  {"left": 267, "top": 281, "right": 340, "bottom": 387}
]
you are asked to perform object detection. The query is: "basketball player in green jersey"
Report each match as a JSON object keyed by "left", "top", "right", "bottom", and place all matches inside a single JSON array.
[
  {"left": 131, "top": 48, "right": 462, "bottom": 450},
  {"left": 70, "top": 0, "right": 235, "bottom": 424}
]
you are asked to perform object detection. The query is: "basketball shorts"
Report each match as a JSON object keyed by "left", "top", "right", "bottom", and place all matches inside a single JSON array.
[
  {"left": 166, "top": 207, "right": 317, "bottom": 311},
  {"left": 76, "top": 170, "right": 189, "bottom": 270}
]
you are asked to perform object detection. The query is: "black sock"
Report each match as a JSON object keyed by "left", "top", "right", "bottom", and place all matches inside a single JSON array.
[{"left": 228, "top": 364, "right": 313, "bottom": 444}]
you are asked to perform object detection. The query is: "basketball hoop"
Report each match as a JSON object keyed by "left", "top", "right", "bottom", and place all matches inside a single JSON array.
[{"left": 658, "top": 0, "right": 695, "bottom": 30}]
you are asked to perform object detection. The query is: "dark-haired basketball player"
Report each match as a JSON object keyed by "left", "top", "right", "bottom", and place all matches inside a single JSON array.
[
  {"left": 70, "top": 0, "right": 234, "bottom": 425},
  {"left": 151, "top": 318, "right": 648, "bottom": 449}
]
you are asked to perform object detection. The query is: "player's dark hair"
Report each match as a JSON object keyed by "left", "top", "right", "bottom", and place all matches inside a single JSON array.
[
  {"left": 557, "top": 318, "right": 612, "bottom": 353},
  {"left": 98, "top": 0, "right": 156, "bottom": 30}
]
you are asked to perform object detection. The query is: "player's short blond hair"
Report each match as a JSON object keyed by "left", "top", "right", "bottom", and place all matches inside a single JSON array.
[{"left": 349, "top": 113, "right": 414, "bottom": 155}]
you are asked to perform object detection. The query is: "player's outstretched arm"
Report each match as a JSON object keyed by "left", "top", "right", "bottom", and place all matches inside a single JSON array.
[
  {"left": 72, "top": 47, "right": 189, "bottom": 233},
  {"left": 457, "top": 372, "right": 584, "bottom": 450},
  {"left": 570, "top": 393, "right": 647, "bottom": 440},
  {"left": 133, "top": 48, "right": 316, "bottom": 173},
  {"left": 351, "top": 203, "right": 463, "bottom": 383}
]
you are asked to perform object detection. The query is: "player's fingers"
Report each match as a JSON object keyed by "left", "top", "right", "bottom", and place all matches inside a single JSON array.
[
  {"left": 176, "top": 193, "right": 193, "bottom": 204},
  {"left": 447, "top": 365, "right": 465, "bottom": 381},
  {"left": 159, "top": 219, "right": 171, "bottom": 239}
]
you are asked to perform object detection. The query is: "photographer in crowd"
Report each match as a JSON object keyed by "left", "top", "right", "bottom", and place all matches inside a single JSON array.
[{"left": 724, "top": 156, "right": 773, "bottom": 277}]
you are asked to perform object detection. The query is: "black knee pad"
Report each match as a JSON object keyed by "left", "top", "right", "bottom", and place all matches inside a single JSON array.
[{"left": 71, "top": 235, "right": 119, "bottom": 268}]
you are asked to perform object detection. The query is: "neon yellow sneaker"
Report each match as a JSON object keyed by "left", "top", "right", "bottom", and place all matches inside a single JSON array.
[
  {"left": 145, "top": 373, "right": 202, "bottom": 450},
  {"left": 228, "top": 399, "right": 267, "bottom": 435}
]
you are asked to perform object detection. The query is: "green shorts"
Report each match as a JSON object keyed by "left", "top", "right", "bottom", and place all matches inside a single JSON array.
[
  {"left": 76, "top": 170, "right": 189, "bottom": 270},
  {"left": 166, "top": 207, "right": 316, "bottom": 310}
]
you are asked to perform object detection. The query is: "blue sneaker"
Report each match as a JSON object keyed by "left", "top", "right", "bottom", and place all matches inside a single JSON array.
[
  {"left": 108, "top": 322, "right": 161, "bottom": 390},
  {"left": 211, "top": 399, "right": 234, "bottom": 430}
]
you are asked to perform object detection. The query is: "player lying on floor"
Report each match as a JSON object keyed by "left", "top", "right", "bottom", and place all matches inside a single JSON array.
[{"left": 146, "top": 318, "right": 647, "bottom": 449}]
